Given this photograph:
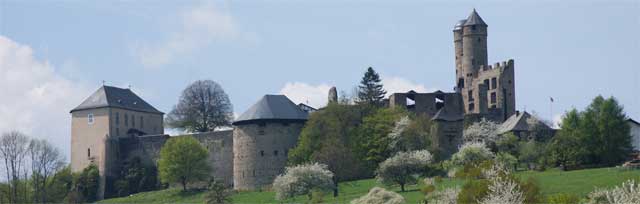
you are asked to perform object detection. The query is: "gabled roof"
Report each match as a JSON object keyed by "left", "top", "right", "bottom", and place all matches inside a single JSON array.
[
  {"left": 463, "top": 9, "right": 487, "bottom": 26},
  {"left": 628, "top": 118, "right": 640, "bottom": 126},
  {"left": 233, "top": 95, "right": 308, "bottom": 125},
  {"left": 497, "top": 111, "right": 551, "bottom": 134},
  {"left": 432, "top": 107, "right": 464, "bottom": 122},
  {"left": 70, "top": 86, "right": 163, "bottom": 114}
]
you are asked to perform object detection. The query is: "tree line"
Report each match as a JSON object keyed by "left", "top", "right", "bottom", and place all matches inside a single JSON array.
[{"left": 0, "top": 131, "right": 99, "bottom": 203}]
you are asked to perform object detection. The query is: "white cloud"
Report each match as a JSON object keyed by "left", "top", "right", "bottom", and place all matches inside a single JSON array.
[
  {"left": 0, "top": 35, "right": 89, "bottom": 160},
  {"left": 131, "top": 1, "right": 238, "bottom": 68},
  {"left": 279, "top": 82, "right": 333, "bottom": 109},
  {"left": 381, "top": 75, "right": 435, "bottom": 96}
]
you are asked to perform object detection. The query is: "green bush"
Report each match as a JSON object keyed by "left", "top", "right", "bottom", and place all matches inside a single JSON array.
[
  {"left": 68, "top": 164, "right": 99, "bottom": 203},
  {"left": 457, "top": 179, "right": 490, "bottom": 204},
  {"left": 547, "top": 193, "right": 580, "bottom": 204}
]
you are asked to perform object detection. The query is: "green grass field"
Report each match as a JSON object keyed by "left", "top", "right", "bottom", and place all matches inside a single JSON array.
[{"left": 100, "top": 167, "right": 639, "bottom": 204}]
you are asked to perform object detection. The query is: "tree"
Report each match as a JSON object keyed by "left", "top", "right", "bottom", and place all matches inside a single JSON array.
[
  {"left": 113, "top": 157, "right": 158, "bottom": 196},
  {"left": 546, "top": 133, "right": 584, "bottom": 171},
  {"left": 376, "top": 150, "right": 432, "bottom": 192},
  {"left": 289, "top": 103, "right": 374, "bottom": 178},
  {"left": 355, "top": 108, "right": 408, "bottom": 171},
  {"left": 272, "top": 163, "right": 334, "bottom": 201},
  {"left": 552, "top": 96, "right": 632, "bottom": 167},
  {"left": 518, "top": 141, "right": 544, "bottom": 170},
  {"left": 47, "top": 166, "right": 74, "bottom": 203},
  {"left": 311, "top": 139, "right": 362, "bottom": 197},
  {"left": 585, "top": 96, "right": 631, "bottom": 166},
  {"left": 356, "top": 67, "right": 386, "bottom": 106},
  {"left": 71, "top": 164, "right": 100, "bottom": 203},
  {"left": 388, "top": 114, "right": 432, "bottom": 153},
  {"left": 0, "top": 131, "right": 30, "bottom": 203},
  {"left": 587, "top": 179, "right": 640, "bottom": 204},
  {"left": 496, "top": 133, "right": 520, "bottom": 157},
  {"left": 350, "top": 187, "right": 405, "bottom": 204},
  {"left": 463, "top": 119, "right": 500, "bottom": 146},
  {"left": 495, "top": 152, "right": 518, "bottom": 171},
  {"left": 158, "top": 136, "right": 211, "bottom": 191},
  {"left": 449, "top": 142, "right": 495, "bottom": 167},
  {"left": 203, "top": 180, "right": 232, "bottom": 204},
  {"left": 166, "top": 80, "right": 233, "bottom": 133},
  {"left": 28, "top": 139, "right": 65, "bottom": 203}
]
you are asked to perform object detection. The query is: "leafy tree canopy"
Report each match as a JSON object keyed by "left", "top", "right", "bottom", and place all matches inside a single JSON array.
[
  {"left": 158, "top": 136, "right": 211, "bottom": 191},
  {"left": 166, "top": 80, "right": 233, "bottom": 133}
]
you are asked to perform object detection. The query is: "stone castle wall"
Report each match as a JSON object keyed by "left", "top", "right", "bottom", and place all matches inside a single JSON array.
[
  {"left": 118, "top": 130, "right": 235, "bottom": 186},
  {"left": 233, "top": 121, "right": 304, "bottom": 190}
]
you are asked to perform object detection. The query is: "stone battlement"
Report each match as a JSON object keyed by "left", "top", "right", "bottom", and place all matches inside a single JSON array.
[{"left": 479, "top": 59, "right": 514, "bottom": 72}]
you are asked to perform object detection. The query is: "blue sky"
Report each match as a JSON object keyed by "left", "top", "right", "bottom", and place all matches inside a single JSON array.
[{"left": 0, "top": 0, "right": 638, "bottom": 158}]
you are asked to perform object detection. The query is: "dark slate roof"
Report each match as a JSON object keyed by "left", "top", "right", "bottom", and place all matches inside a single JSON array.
[
  {"left": 432, "top": 107, "right": 464, "bottom": 122},
  {"left": 233, "top": 95, "right": 308, "bottom": 125},
  {"left": 463, "top": 9, "right": 487, "bottom": 26},
  {"left": 70, "top": 86, "right": 163, "bottom": 114},
  {"left": 497, "top": 111, "right": 552, "bottom": 134}
]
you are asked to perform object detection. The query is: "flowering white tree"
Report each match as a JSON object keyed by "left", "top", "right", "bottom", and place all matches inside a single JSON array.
[
  {"left": 479, "top": 164, "right": 525, "bottom": 204},
  {"left": 449, "top": 142, "right": 495, "bottom": 167},
  {"left": 387, "top": 116, "right": 411, "bottom": 152},
  {"left": 350, "top": 187, "right": 405, "bottom": 204},
  {"left": 587, "top": 179, "right": 640, "bottom": 204},
  {"left": 463, "top": 119, "right": 500, "bottom": 144},
  {"left": 429, "top": 187, "right": 460, "bottom": 204},
  {"left": 272, "top": 163, "right": 335, "bottom": 201},
  {"left": 376, "top": 150, "right": 432, "bottom": 192}
]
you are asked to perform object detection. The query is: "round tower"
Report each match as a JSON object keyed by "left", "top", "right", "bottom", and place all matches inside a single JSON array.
[
  {"left": 232, "top": 95, "right": 308, "bottom": 190},
  {"left": 453, "top": 19, "right": 466, "bottom": 90},
  {"left": 461, "top": 9, "right": 488, "bottom": 77}
]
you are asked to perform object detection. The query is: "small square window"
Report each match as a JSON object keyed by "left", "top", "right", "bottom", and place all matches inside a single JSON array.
[{"left": 88, "top": 113, "right": 94, "bottom": 124}]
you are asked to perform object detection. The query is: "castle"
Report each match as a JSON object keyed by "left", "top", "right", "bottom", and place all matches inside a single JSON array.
[{"left": 70, "top": 9, "right": 536, "bottom": 199}]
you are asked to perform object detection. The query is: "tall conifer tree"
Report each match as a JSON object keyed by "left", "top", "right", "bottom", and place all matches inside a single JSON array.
[{"left": 357, "top": 67, "right": 386, "bottom": 106}]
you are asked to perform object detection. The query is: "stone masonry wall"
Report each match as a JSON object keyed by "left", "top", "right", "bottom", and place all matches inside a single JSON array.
[
  {"left": 233, "top": 121, "right": 304, "bottom": 190},
  {"left": 119, "top": 130, "right": 234, "bottom": 187}
]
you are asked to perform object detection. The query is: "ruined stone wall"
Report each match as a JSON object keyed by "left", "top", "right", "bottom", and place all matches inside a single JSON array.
[
  {"left": 473, "top": 59, "right": 516, "bottom": 121},
  {"left": 389, "top": 91, "right": 464, "bottom": 118},
  {"left": 233, "top": 121, "right": 304, "bottom": 190}
]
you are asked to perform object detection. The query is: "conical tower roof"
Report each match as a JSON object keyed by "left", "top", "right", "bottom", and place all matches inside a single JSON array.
[
  {"left": 463, "top": 9, "right": 487, "bottom": 26},
  {"left": 233, "top": 95, "right": 308, "bottom": 125}
]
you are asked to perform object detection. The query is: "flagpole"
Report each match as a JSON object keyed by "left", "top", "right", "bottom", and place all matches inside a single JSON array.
[{"left": 550, "top": 97, "right": 553, "bottom": 126}]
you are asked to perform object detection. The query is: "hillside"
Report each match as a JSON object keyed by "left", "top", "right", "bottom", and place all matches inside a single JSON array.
[{"left": 100, "top": 167, "right": 640, "bottom": 203}]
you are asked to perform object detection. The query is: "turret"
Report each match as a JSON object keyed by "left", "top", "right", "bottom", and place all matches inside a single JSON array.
[
  {"left": 461, "top": 9, "right": 488, "bottom": 76},
  {"left": 453, "top": 19, "right": 466, "bottom": 90}
]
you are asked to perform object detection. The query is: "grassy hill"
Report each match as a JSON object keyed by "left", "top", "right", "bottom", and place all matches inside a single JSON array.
[{"left": 100, "top": 167, "right": 640, "bottom": 204}]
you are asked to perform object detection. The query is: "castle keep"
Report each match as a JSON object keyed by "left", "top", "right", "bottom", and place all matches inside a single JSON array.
[{"left": 70, "top": 9, "right": 535, "bottom": 199}]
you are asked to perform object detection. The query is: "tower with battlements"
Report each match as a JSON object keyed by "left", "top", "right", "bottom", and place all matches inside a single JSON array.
[{"left": 453, "top": 9, "right": 516, "bottom": 122}]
